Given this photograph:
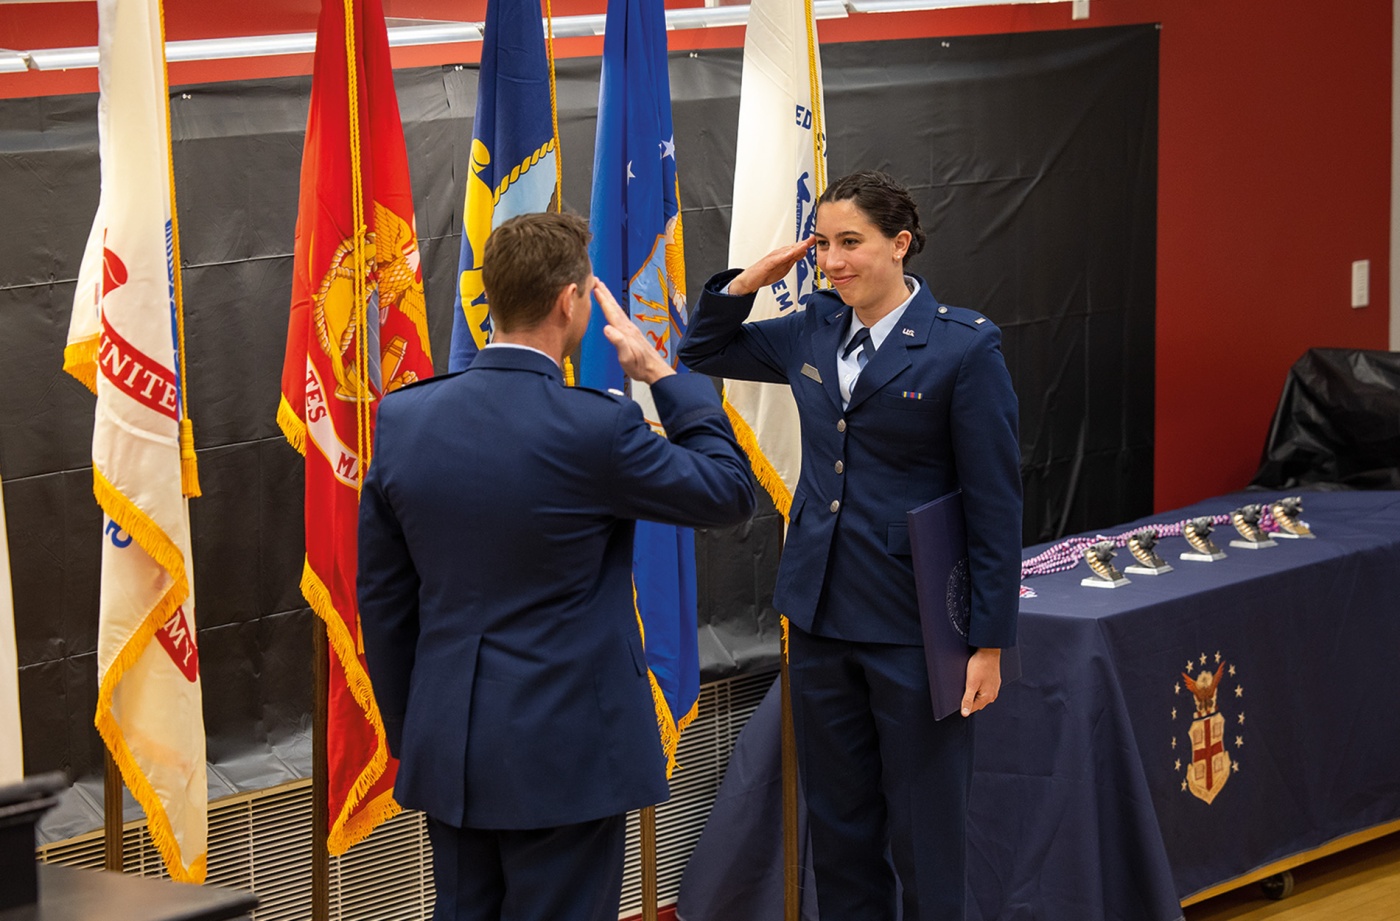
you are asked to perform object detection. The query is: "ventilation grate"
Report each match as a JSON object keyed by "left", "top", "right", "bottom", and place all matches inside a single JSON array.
[{"left": 37, "top": 669, "right": 776, "bottom": 919}]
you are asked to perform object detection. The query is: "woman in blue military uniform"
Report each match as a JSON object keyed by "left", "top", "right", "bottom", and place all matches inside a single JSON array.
[{"left": 679, "top": 171, "right": 1022, "bottom": 921}]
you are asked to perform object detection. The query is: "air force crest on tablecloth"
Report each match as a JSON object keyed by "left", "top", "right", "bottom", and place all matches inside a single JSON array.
[{"left": 1172, "top": 654, "right": 1243, "bottom": 804}]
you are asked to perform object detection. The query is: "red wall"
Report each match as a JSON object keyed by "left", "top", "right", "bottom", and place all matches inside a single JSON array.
[{"left": 2, "top": 0, "right": 1391, "bottom": 513}]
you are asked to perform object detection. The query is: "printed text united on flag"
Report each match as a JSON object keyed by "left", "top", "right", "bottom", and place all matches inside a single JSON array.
[
  {"left": 277, "top": 0, "right": 434, "bottom": 855},
  {"left": 580, "top": 0, "right": 700, "bottom": 774},
  {"left": 64, "top": 0, "right": 207, "bottom": 883}
]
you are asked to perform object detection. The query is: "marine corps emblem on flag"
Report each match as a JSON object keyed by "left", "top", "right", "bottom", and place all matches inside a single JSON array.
[
  {"left": 1172, "top": 652, "right": 1244, "bottom": 804},
  {"left": 312, "top": 204, "right": 428, "bottom": 401}
]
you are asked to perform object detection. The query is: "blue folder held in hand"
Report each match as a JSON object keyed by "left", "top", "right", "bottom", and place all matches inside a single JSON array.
[{"left": 908, "top": 489, "right": 1021, "bottom": 720}]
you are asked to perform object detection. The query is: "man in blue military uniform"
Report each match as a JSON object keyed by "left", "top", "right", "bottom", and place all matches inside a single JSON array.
[
  {"left": 357, "top": 212, "right": 755, "bottom": 921},
  {"left": 679, "top": 171, "right": 1021, "bottom": 920}
]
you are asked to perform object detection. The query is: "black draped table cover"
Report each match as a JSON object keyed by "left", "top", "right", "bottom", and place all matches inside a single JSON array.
[{"left": 677, "top": 490, "right": 1400, "bottom": 921}]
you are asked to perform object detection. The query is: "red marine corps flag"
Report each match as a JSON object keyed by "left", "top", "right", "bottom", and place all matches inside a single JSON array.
[
  {"left": 278, "top": 0, "right": 433, "bottom": 854},
  {"left": 64, "top": 0, "right": 207, "bottom": 883}
]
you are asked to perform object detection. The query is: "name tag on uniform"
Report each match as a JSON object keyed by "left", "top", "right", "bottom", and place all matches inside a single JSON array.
[{"left": 801, "top": 363, "right": 823, "bottom": 383}]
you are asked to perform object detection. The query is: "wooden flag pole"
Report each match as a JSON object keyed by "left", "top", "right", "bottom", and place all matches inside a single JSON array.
[
  {"left": 103, "top": 750, "right": 123, "bottom": 872},
  {"left": 312, "top": 624, "right": 330, "bottom": 921},
  {"left": 640, "top": 804, "right": 659, "bottom": 921},
  {"left": 780, "top": 647, "right": 799, "bottom": 921}
]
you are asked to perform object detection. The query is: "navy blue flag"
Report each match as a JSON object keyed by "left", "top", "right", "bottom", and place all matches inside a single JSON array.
[
  {"left": 448, "top": 0, "right": 559, "bottom": 372},
  {"left": 581, "top": 0, "right": 699, "bottom": 774}
]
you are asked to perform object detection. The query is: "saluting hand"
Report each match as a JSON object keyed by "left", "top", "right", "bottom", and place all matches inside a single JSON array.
[
  {"left": 727, "top": 236, "right": 816, "bottom": 297},
  {"left": 961, "top": 648, "right": 1002, "bottom": 717},
  {"left": 597, "top": 279, "right": 676, "bottom": 386}
]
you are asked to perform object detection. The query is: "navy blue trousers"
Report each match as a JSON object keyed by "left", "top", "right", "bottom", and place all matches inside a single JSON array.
[
  {"left": 425, "top": 814, "right": 626, "bottom": 921},
  {"left": 789, "top": 627, "right": 974, "bottom": 921}
]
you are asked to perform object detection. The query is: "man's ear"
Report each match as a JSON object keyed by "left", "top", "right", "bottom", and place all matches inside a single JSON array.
[{"left": 555, "top": 282, "right": 579, "bottom": 323}]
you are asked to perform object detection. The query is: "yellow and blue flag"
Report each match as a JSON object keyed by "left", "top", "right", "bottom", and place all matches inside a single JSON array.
[
  {"left": 581, "top": 0, "right": 699, "bottom": 774},
  {"left": 448, "top": 0, "right": 560, "bottom": 371}
]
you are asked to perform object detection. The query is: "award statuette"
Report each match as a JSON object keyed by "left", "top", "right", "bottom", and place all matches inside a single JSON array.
[
  {"left": 1229, "top": 504, "right": 1277, "bottom": 549},
  {"left": 1124, "top": 529, "right": 1173, "bottom": 575},
  {"left": 1271, "top": 496, "right": 1316, "bottom": 539},
  {"left": 1180, "top": 517, "right": 1227, "bottom": 562},
  {"left": 1082, "top": 540, "right": 1130, "bottom": 588}
]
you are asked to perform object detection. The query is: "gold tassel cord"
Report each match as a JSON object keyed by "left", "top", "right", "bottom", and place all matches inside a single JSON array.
[
  {"left": 804, "top": 0, "right": 826, "bottom": 195},
  {"left": 343, "top": 0, "right": 371, "bottom": 490},
  {"left": 545, "top": 0, "right": 563, "bottom": 213},
  {"left": 546, "top": 0, "right": 571, "bottom": 388},
  {"left": 157, "top": 0, "right": 200, "bottom": 498},
  {"left": 803, "top": 0, "right": 827, "bottom": 289}
]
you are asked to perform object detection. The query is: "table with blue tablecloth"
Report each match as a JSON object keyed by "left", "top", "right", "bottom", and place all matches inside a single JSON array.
[{"left": 677, "top": 490, "right": 1400, "bottom": 921}]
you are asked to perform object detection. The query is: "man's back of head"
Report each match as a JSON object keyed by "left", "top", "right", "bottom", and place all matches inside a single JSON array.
[{"left": 483, "top": 212, "right": 592, "bottom": 334}]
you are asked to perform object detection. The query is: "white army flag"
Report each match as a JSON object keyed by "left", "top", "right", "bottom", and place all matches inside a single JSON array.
[
  {"left": 723, "top": 0, "right": 827, "bottom": 518},
  {"left": 64, "top": 0, "right": 207, "bottom": 883}
]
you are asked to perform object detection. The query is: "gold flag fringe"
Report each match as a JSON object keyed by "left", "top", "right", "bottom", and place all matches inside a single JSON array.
[
  {"left": 299, "top": 559, "right": 402, "bottom": 855},
  {"left": 277, "top": 394, "right": 308, "bottom": 456},
  {"left": 633, "top": 587, "right": 696, "bottom": 779},
  {"left": 63, "top": 337, "right": 100, "bottom": 395},
  {"left": 721, "top": 393, "right": 792, "bottom": 521},
  {"left": 91, "top": 465, "right": 206, "bottom": 883}
]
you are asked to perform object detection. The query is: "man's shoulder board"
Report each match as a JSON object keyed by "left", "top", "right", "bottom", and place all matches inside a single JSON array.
[
  {"left": 387, "top": 370, "right": 464, "bottom": 397},
  {"left": 570, "top": 385, "right": 632, "bottom": 406}
]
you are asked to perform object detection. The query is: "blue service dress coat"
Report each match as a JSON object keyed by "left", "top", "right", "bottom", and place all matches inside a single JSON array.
[
  {"left": 678, "top": 271, "right": 1021, "bottom": 648},
  {"left": 357, "top": 346, "right": 756, "bottom": 830}
]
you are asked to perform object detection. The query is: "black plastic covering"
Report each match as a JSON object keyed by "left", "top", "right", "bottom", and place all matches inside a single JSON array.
[
  {"left": 0, "top": 25, "right": 1156, "bottom": 839},
  {"left": 1250, "top": 348, "right": 1400, "bottom": 490}
]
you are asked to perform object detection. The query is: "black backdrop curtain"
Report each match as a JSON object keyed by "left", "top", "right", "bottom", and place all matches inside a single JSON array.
[{"left": 0, "top": 24, "right": 1156, "bottom": 837}]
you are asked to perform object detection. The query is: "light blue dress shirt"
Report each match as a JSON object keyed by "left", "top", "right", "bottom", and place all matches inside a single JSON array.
[{"left": 837, "top": 277, "right": 920, "bottom": 408}]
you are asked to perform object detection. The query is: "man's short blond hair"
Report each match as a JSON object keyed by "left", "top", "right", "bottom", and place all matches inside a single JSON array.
[{"left": 483, "top": 212, "right": 592, "bottom": 333}]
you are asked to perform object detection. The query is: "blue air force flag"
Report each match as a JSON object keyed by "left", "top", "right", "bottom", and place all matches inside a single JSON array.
[
  {"left": 448, "top": 0, "right": 560, "bottom": 372},
  {"left": 581, "top": 0, "right": 699, "bottom": 774}
]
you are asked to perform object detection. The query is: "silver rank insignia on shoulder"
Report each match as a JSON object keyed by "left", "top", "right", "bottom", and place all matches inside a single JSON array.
[
  {"left": 976, "top": 317, "right": 987, "bottom": 324},
  {"left": 608, "top": 388, "right": 624, "bottom": 396},
  {"left": 901, "top": 328, "right": 915, "bottom": 337}
]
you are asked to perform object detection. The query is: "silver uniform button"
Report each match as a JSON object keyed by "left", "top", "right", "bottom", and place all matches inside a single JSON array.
[
  {"left": 834, "top": 460, "right": 844, "bottom": 474},
  {"left": 938, "top": 306, "right": 948, "bottom": 314},
  {"left": 829, "top": 500, "right": 840, "bottom": 513},
  {"left": 837, "top": 419, "right": 847, "bottom": 433}
]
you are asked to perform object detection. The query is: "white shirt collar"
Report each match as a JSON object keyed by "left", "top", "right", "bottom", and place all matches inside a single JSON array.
[{"left": 484, "top": 341, "right": 559, "bottom": 367}]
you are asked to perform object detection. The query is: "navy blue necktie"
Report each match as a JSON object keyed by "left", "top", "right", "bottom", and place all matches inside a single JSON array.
[{"left": 843, "top": 326, "right": 873, "bottom": 369}]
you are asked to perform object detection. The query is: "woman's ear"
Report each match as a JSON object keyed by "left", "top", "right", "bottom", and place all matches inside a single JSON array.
[{"left": 893, "top": 229, "right": 912, "bottom": 262}]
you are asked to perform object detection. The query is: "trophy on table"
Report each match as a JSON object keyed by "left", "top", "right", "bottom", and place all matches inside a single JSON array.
[
  {"left": 1081, "top": 540, "right": 1130, "bottom": 588},
  {"left": 1180, "top": 517, "right": 1227, "bottom": 562},
  {"left": 1229, "top": 504, "right": 1277, "bottom": 549},
  {"left": 1123, "top": 529, "right": 1173, "bottom": 575},
  {"left": 1270, "top": 496, "right": 1316, "bottom": 539}
]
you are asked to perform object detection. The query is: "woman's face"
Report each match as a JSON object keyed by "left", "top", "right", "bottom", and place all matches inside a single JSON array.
[{"left": 814, "top": 198, "right": 911, "bottom": 313}]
